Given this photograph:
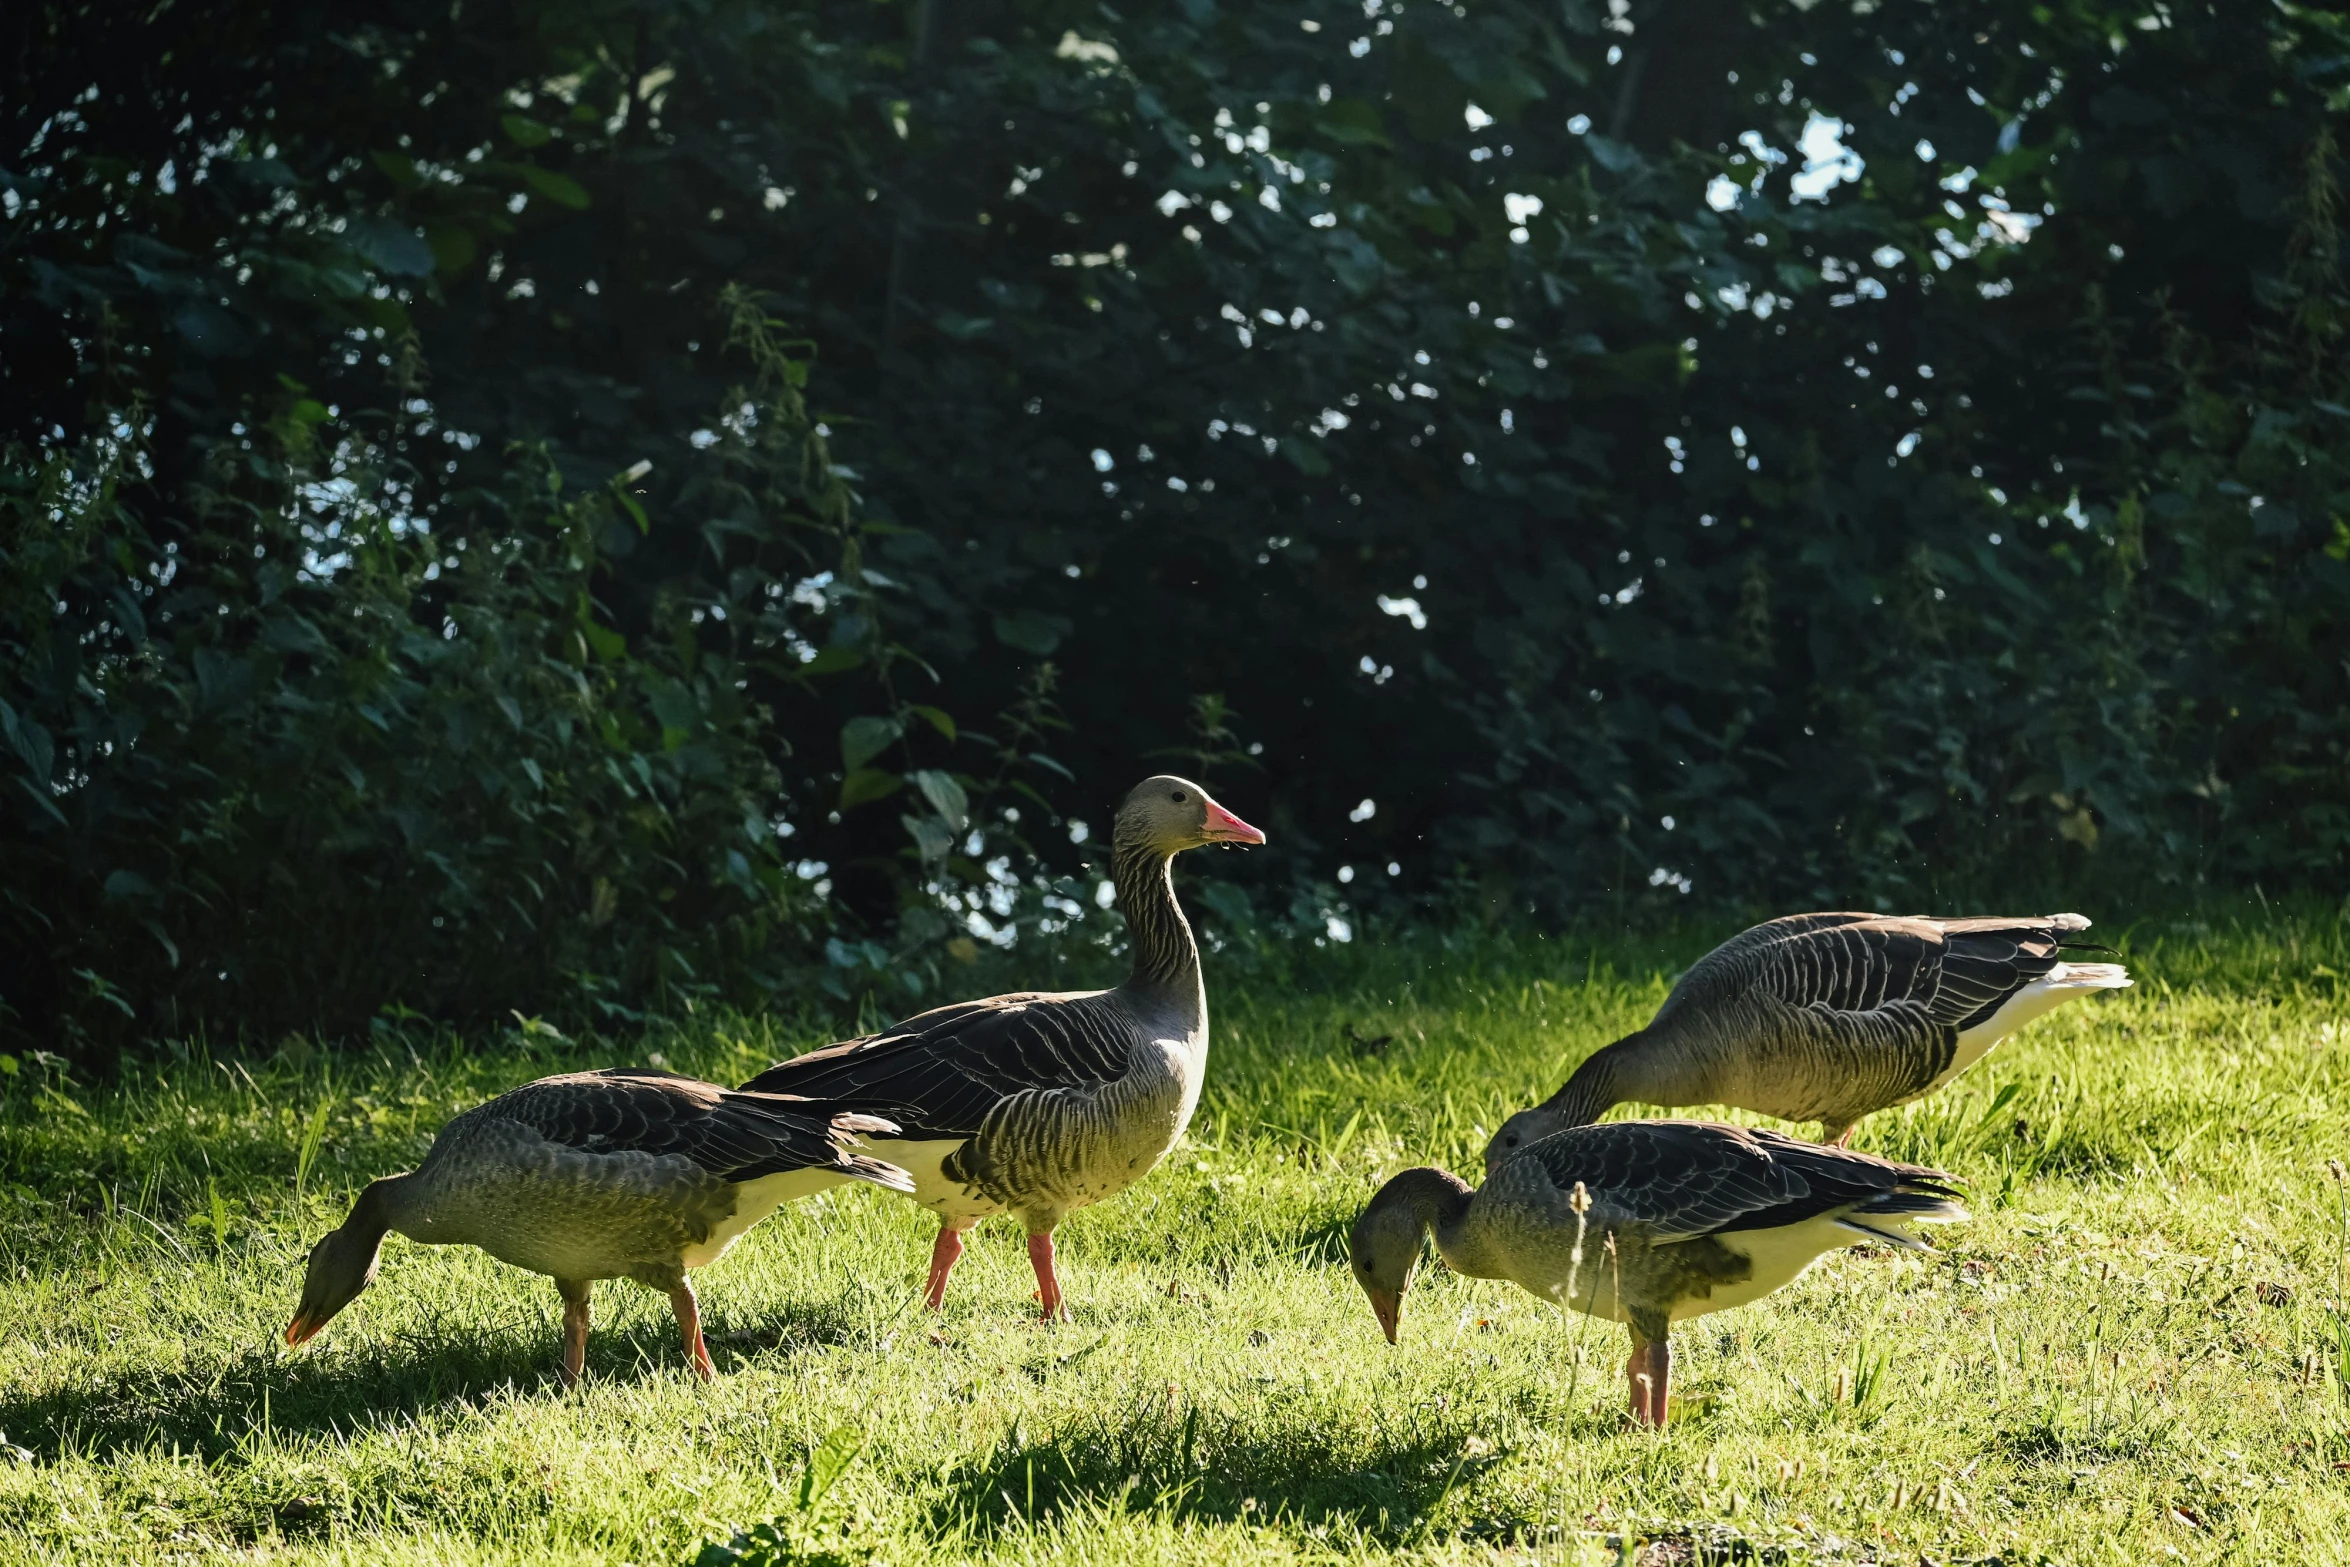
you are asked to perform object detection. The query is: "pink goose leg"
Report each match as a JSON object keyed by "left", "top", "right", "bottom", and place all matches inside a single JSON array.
[
  {"left": 556, "top": 1279, "right": 592, "bottom": 1387},
  {"left": 924, "top": 1218, "right": 975, "bottom": 1311},
  {"left": 1027, "top": 1231, "right": 1066, "bottom": 1323},
  {"left": 668, "top": 1282, "right": 716, "bottom": 1383},
  {"left": 1626, "top": 1340, "right": 1671, "bottom": 1428}
]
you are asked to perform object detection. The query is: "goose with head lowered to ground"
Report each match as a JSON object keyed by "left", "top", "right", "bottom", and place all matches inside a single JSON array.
[
  {"left": 283, "top": 1069, "right": 910, "bottom": 1384},
  {"left": 1352, "top": 1119, "right": 1966, "bottom": 1428},
  {"left": 1484, "top": 911, "right": 2131, "bottom": 1172},
  {"left": 740, "top": 774, "right": 1265, "bottom": 1320}
]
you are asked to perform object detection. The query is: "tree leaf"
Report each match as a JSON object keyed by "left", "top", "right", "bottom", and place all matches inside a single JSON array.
[
  {"left": 519, "top": 167, "right": 591, "bottom": 209},
  {"left": 800, "top": 646, "right": 866, "bottom": 675},
  {"left": 425, "top": 224, "right": 478, "bottom": 274},
  {"left": 840, "top": 715, "right": 903, "bottom": 770},
  {"left": 992, "top": 610, "right": 1070, "bottom": 655},
  {"left": 1316, "top": 99, "right": 1390, "bottom": 147},
  {"left": 911, "top": 768, "right": 970, "bottom": 830},
  {"left": 838, "top": 768, "right": 903, "bottom": 808},
  {"left": 903, "top": 812, "right": 957, "bottom": 860},
  {"left": 345, "top": 216, "right": 436, "bottom": 278}
]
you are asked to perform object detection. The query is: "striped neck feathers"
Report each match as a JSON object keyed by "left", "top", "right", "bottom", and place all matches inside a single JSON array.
[
  {"left": 1540, "top": 1030, "right": 1659, "bottom": 1126},
  {"left": 1111, "top": 831, "right": 1199, "bottom": 997}
]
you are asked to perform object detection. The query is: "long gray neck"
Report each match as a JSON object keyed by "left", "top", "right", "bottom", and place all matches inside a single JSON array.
[
  {"left": 359, "top": 1172, "right": 426, "bottom": 1239},
  {"left": 1112, "top": 834, "right": 1199, "bottom": 1002},
  {"left": 1539, "top": 1031, "right": 1655, "bottom": 1126},
  {"left": 1380, "top": 1165, "right": 1478, "bottom": 1251}
]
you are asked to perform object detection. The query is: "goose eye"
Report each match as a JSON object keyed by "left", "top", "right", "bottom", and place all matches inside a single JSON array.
[
  {"left": 1171, "top": 791, "right": 1188, "bottom": 803},
  {"left": 1504, "top": 1134, "right": 1518, "bottom": 1146}
]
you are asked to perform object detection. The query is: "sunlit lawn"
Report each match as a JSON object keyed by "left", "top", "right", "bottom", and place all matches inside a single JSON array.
[{"left": 3, "top": 906, "right": 2347, "bottom": 1564}]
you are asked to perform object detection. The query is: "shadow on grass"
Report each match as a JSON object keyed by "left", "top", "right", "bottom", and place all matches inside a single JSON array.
[
  {"left": 923, "top": 1384, "right": 1510, "bottom": 1545},
  {"left": 1077, "top": 1204, "right": 1358, "bottom": 1276},
  {"left": 710, "top": 1287, "right": 906, "bottom": 1364},
  {"left": 0, "top": 1296, "right": 863, "bottom": 1462},
  {"left": 1464, "top": 1520, "right": 1881, "bottom": 1565},
  {"left": 1992, "top": 1407, "right": 2179, "bottom": 1468}
]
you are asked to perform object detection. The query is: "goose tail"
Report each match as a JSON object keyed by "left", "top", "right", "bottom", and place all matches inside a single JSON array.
[
  {"left": 1835, "top": 1216, "right": 1940, "bottom": 1251},
  {"left": 838, "top": 1152, "right": 917, "bottom": 1193},
  {"left": 1838, "top": 1179, "right": 1970, "bottom": 1248},
  {"left": 2044, "top": 960, "right": 2132, "bottom": 991},
  {"left": 828, "top": 1112, "right": 917, "bottom": 1192},
  {"left": 830, "top": 1112, "right": 904, "bottom": 1139}
]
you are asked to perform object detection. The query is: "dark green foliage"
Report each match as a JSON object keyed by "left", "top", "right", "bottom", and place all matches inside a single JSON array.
[
  {"left": 0, "top": 3, "right": 959, "bottom": 1052},
  {"left": 778, "top": 0, "right": 2350, "bottom": 910},
  {"left": 3, "top": 0, "right": 2346, "bottom": 1053},
  {"left": 0, "top": 295, "right": 855, "bottom": 1051}
]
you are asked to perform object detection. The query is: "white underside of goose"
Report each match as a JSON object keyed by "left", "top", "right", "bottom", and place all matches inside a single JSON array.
[
  {"left": 1674, "top": 1206, "right": 1959, "bottom": 1320},
  {"left": 1925, "top": 960, "right": 2133, "bottom": 1094},
  {"left": 846, "top": 1136, "right": 998, "bottom": 1223},
  {"left": 677, "top": 1166, "right": 868, "bottom": 1269},
  {"left": 1532, "top": 1209, "right": 1959, "bottom": 1325},
  {"left": 1675, "top": 1214, "right": 1878, "bottom": 1320}
]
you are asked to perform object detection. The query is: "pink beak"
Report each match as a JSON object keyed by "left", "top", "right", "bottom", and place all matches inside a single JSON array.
[
  {"left": 1366, "top": 1288, "right": 1401, "bottom": 1344},
  {"left": 284, "top": 1311, "right": 325, "bottom": 1348},
  {"left": 1200, "top": 800, "right": 1267, "bottom": 845}
]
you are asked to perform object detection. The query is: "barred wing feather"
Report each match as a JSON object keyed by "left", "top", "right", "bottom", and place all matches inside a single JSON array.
[
  {"left": 738, "top": 993, "right": 1140, "bottom": 1140},
  {"left": 476, "top": 1069, "right": 872, "bottom": 1182},
  {"left": 1525, "top": 1121, "right": 1958, "bottom": 1244}
]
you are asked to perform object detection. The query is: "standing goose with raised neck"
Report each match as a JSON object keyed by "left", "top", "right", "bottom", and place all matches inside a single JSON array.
[
  {"left": 1352, "top": 1120, "right": 1966, "bottom": 1428},
  {"left": 739, "top": 774, "right": 1264, "bottom": 1320},
  {"left": 283, "top": 1069, "right": 910, "bottom": 1384},
  {"left": 1484, "top": 911, "right": 2132, "bottom": 1174}
]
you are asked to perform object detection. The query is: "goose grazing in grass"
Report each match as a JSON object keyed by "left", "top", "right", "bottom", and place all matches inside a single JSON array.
[
  {"left": 1484, "top": 912, "right": 2131, "bottom": 1171},
  {"left": 284, "top": 1069, "right": 910, "bottom": 1384},
  {"left": 739, "top": 775, "right": 1264, "bottom": 1320},
  {"left": 1351, "top": 1120, "right": 1966, "bottom": 1428}
]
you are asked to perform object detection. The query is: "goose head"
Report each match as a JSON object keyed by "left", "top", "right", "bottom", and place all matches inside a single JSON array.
[
  {"left": 1348, "top": 1180, "right": 1432, "bottom": 1344},
  {"left": 1114, "top": 774, "right": 1265, "bottom": 855},
  {"left": 1482, "top": 1106, "right": 1565, "bottom": 1181},
  {"left": 284, "top": 1209, "right": 390, "bottom": 1348}
]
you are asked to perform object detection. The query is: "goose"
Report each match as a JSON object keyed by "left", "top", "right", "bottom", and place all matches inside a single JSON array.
[
  {"left": 1351, "top": 1120, "right": 1966, "bottom": 1427},
  {"left": 739, "top": 774, "right": 1264, "bottom": 1320},
  {"left": 1484, "top": 912, "right": 2130, "bottom": 1172},
  {"left": 283, "top": 1069, "right": 910, "bottom": 1383}
]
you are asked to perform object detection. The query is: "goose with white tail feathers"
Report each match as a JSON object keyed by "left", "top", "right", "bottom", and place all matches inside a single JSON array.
[
  {"left": 1484, "top": 912, "right": 2131, "bottom": 1172},
  {"left": 1352, "top": 1119, "right": 1967, "bottom": 1428}
]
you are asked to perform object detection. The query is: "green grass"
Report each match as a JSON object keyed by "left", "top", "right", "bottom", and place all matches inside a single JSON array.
[{"left": 5, "top": 907, "right": 2350, "bottom": 1564}]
